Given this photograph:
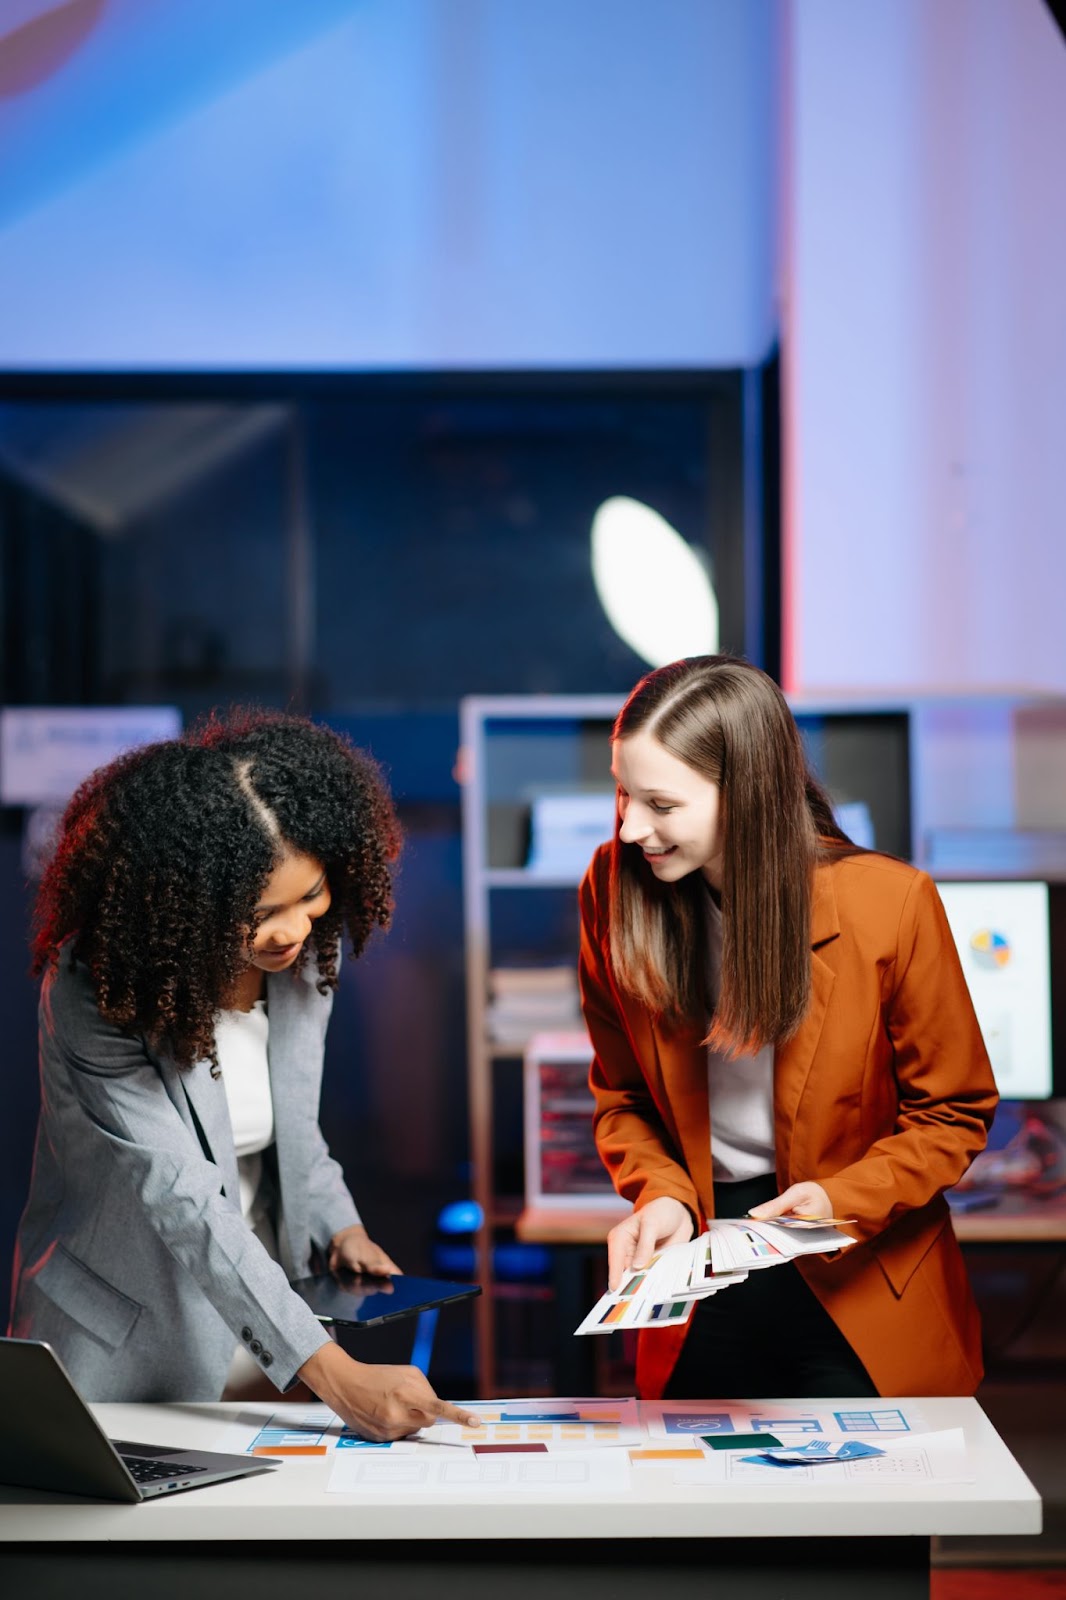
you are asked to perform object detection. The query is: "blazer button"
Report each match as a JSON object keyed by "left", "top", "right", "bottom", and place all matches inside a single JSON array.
[
  {"left": 250, "top": 1339, "right": 263, "bottom": 1356},
  {"left": 241, "top": 1327, "right": 253, "bottom": 1343},
  {"left": 261, "top": 1351, "right": 273, "bottom": 1368}
]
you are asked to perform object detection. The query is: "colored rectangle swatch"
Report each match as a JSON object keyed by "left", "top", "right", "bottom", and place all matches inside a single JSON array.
[
  {"left": 704, "top": 1433, "right": 781, "bottom": 1451},
  {"left": 473, "top": 1443, "right": 549, "bottom": 1455},
  {"left": 629, "top": 1448, "right": 705, "bottom": 1461},
  {"left": 252, "top": 1445, "right": 327, "bottom": 1457}
]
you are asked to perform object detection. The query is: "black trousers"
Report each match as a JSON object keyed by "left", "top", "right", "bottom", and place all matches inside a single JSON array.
[{"left": 662, "top": 1174, "right": 878, "bottom": 1400}]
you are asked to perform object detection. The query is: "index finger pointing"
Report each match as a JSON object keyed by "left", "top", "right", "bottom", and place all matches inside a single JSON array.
[{"left": 432, "top": 1399, "right": 482, "bottom": 1428}]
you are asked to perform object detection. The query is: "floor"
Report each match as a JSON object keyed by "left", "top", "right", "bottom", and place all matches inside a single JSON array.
[{"left": 932, "top": 1576, "right": 1066, "bottom": 1597}]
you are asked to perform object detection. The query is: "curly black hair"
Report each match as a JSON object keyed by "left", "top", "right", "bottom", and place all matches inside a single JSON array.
[{"left": 32, "top": 708, "right": 402, "bottom": 1068}]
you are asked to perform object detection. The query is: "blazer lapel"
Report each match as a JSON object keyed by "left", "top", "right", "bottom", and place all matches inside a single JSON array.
[
  {"left": 177, "top": 1055, "right": 241, "bottom": 1207},
  {"left": 265, "top": 971, "right": 312, "bottom": 1279},
  {"left": 773, "top": 863, "right": 840, "bottom": 1184},
  {"left": 651, "top": 1014, "right": 715, "bottom": 1220}
]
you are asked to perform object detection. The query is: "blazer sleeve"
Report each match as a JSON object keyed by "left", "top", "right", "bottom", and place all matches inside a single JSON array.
[
  {"left": 305, "top": 1122, "right": 362, "bottom": 1250},
  {"left": 292, "top": 975, "right": 363, "bottom": 1250},
  {"left": 819, "top": 871, "right": 999, "bottom": 1238},
  {"left": 579, "top": 855, "right": 701, "bottom": 1222},
  {"left": 47, "top": 962, "right": 330, "bottom": 1388}
]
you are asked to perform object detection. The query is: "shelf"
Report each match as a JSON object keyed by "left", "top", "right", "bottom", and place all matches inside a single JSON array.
[
  {"left": 484, "top": 868, "right": 588, "bottom": 888},
  {"left": 489, "top": 1196, "right": 525, "bottom": 1228},
  {"left": 516, "top": 1203, "right": 629, "bottom": 1245},
  {"left": 462, "top": 694, "right": 623, "bottom": 1396}
]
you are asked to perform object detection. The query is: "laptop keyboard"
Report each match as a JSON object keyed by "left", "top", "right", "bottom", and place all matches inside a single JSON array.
[{"left": 121, "top": 1457, "right": 209, "bottom": 1483}]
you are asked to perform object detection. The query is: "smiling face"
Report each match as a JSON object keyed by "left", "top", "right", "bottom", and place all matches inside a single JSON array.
[
  {"left": 612, "top": 729, "right": 724, "bottom": 888},
  {"left": 248, "top": 849, "right": 332, "bottom": 974}
]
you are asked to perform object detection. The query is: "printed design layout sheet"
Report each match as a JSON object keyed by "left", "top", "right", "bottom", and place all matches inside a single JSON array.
[
  {"left": 645, "top": 1402, "right": 972, "bottom": 1487},
  {"left": 646, "top": 1401, "right": 926, "bottom": 1440},
  {"left": 328, "top": 1447, "right": 632, "bottom": 1495},
  {"left": 431, "top": 1397, "right": 642, "bottom": 1449},
  {"left": 214, "top": 1403, "right": 373, "bottom": 1456},
  {"left": 667, "top": 1429, "right": 972, "bottom": 1487},
  {"left": 327, "top": 1399, "right": 643, "bottom": 1493},
  {"left": 212, "top": 1398, "right": 973, "bottom": 1494}
]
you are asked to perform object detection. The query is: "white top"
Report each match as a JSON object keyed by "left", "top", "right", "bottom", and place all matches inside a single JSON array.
[
  {"left": 704, "top": 891, "right": 776, "bottom": 1183},
  {"left": 216, "top": 1000, "right": 274, "bottom": 1222}
]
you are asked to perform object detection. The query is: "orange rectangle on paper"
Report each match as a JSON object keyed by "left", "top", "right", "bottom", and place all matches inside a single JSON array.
[
  {"left": 252, "top": 1445, "right": 327, "bottom": 1456},
  {"left": 628, "top": 1448, "right": 705, "bottom": 1462}
]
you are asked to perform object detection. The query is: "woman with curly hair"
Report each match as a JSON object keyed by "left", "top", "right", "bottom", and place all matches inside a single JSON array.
[
  {"left": 9, "top": 709, "right": 477, "bottom": 1441},
  {"left": 582, "top": 656, "right": 998, "bottom": 1399}
]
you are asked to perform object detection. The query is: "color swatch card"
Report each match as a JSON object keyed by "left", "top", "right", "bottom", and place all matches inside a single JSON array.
[
  {"left": 576, "top": 1219, "right": 855, "bottom": 1337},
  {"left": 707, "top": 1217, "right": 856, "bottom": 1275}
]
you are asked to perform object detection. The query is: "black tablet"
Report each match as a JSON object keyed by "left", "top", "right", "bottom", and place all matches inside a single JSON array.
[{"left": 290, "top": 1271, "right": 480, "bottom": 1327}]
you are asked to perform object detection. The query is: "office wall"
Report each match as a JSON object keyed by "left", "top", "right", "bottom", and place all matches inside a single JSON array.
[
  {"left": 0, "top": 0, "right": 779, "bottom": 369},
  {"left": 0, "top": 383, "right": 738, "bottom": 1336},
  {"left": 783, "top": 0, "right": 1066, "bottom": 696}
]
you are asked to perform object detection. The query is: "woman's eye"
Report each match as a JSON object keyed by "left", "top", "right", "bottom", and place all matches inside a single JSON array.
[{"left": 650, "top": 802, "right": 674, "bottom": 814}]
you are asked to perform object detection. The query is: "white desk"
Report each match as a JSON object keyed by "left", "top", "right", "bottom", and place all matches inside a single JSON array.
[{"left": 0, "top": 1397, "right": 1041, "bottom": 1600}]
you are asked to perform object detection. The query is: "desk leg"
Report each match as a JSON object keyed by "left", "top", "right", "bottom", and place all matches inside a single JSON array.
[{"left": 0, "top": 1536, "right": 932, "bottom": 1599}]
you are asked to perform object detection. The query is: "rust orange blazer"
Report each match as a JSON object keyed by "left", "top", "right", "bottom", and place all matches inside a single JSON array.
[{"left": 579, "top": 844, "right": 999, "bottom": 1398}]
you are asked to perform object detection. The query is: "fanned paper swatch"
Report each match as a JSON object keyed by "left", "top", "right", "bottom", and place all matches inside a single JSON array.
[{"left": 575, "top": 1217, "right": 856, "bottom": 1336}]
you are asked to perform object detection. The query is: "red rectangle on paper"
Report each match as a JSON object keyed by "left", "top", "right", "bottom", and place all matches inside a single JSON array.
[{"left": 472, "top": 1442, "right": 549, "bottom": 1455}]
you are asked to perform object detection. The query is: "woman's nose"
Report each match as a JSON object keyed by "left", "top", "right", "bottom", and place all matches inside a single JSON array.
[
  {"left": 277, "top": 910, "right": 311, "bottom": 946},
  {"left": 619, "top": 807, "right": 649, "bottom": 844}
]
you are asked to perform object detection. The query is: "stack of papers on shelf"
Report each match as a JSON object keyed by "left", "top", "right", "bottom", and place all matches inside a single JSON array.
[
  {"left": 487, "top": 965, "right": 582, "bottom": 1044},
  {"left": 575, "top": 1217, "right": 856, "bottom": 1336}
]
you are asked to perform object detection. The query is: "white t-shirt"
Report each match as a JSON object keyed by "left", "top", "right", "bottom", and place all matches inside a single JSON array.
[
  {"left": 704, "top": 890, "right": 776, "bottom": 1183},
  {"left": 216, "top": 1000, "right": 275, "bottom": 1225}
]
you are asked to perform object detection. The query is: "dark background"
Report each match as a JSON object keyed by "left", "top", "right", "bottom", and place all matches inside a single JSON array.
[{"left": 0, "top": 366, "right": 775, "bottom": 1386}]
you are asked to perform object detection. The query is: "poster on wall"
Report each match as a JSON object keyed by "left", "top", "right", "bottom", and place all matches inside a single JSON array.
[
  {"left": 1, "top": 708, "right": 182, "bottom": 879},
  {"left": 0, "top": 707, "right": 181, "bottom": 808}
]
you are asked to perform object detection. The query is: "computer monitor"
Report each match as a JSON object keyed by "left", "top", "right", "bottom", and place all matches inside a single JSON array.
[
  {"left": 934, "top": 880, "right": 1065, "bottom": 1102},
  {"left": 792, "top": 709, "right": 912, "bottom": 862}
]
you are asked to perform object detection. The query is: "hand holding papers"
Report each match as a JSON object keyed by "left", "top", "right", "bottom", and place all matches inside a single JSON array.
[{"left": 576, "top": 1217, "right": 856, "bottom": 1336}]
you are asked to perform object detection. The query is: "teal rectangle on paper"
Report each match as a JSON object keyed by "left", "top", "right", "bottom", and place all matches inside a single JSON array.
[{"left": 704, "top": 1432, "right": 782, "bottom": 1451}]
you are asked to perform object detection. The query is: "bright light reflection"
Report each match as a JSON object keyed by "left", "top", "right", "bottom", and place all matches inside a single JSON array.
[{"left": 591, "top": 495, "right": 719, "bottom": 667}]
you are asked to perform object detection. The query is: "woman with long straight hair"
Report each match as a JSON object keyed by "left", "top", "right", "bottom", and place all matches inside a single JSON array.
[{"left": 580, "top": 656, "right": 998, "bottom": 1398}]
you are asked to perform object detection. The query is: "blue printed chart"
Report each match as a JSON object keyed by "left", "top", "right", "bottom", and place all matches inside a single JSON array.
[
  {"left": 651, "top": 1402, "right": 925, "bottom": 1440},
  {"left": 215, "top": 1405, "right": 394, "bottom": 1457}
]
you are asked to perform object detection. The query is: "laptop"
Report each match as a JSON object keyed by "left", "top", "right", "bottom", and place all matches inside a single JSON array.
[
  {"left": 0, "top": 1338, "right": 280, "bottom": 1502},
  {"left": 290, "top": 1270, "right": 480, "bottom": 1327}
]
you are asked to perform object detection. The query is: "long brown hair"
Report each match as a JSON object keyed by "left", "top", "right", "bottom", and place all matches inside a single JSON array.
[{"left": 608, "top": 655, "right": 851, "bottom": 1053}]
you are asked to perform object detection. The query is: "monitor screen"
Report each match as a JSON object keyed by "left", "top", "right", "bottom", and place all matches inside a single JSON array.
[
  {"left": 794, "top": 710, "right": 912, "bottom": 861},
  {"left": 934, "top": 880, "right": 1062, "bottom": 1101}
]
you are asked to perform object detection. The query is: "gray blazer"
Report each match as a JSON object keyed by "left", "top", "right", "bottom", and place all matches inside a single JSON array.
[{"left": 9, "top": 955, "right": 361, "bottom": 1402}]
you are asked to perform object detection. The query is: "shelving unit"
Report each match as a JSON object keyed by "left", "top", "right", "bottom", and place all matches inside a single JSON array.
[{"left": 459, "top": 695, "right": 621, "bottom": 1396}]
